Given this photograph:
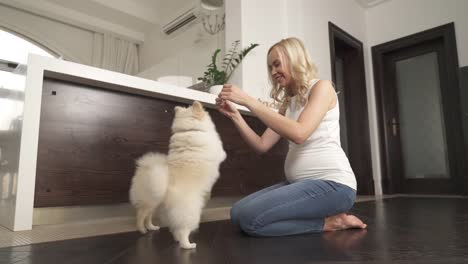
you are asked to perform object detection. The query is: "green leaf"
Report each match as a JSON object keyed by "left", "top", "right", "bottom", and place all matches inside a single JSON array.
[{"left": 197, "top": 41, "right": 258, "bottom": 87}]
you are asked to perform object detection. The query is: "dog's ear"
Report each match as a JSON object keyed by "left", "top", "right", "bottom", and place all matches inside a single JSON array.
[
  {"left": 174, "top": 106, "right": 183, "bottom": 113},
  {"left": 192, "top": 101, "right": 203, "bottom": 110},
  {"left": 192, "top": 101, "right": 206, "bottom": 120}
]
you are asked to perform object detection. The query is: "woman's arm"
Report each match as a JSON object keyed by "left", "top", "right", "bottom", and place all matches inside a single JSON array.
[
  {"left": 218, "top": 80, "right": 336, "bottom": 144},
  {"left": 216, "top": 99, "right": 282, "bottom": 154}
]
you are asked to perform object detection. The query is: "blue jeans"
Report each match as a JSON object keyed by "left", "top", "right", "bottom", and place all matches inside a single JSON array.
[{"left": 230, "top": 179, "right": 356, "bottom": 237}]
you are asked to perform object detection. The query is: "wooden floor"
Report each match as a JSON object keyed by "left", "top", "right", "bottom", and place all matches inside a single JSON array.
[{"left": 1, "top": 197, "right": 468, "bottom": 264}]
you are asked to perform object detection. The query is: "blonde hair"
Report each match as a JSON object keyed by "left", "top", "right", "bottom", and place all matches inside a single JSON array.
[{"left": 267, "top": 37, "right": 318, "bottom": 111}]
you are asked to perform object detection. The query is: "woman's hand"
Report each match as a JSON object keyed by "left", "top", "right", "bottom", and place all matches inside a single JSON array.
[
  {"left": 218, "top": 84, "right": 253, "bottom": 107},
  {"left": 215, "top": 98, "right": 241, "bottom": 121}
]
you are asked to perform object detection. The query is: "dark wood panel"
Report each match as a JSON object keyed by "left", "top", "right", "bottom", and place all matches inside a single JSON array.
[{"left": 35, "top": 78, "right": 287, "bottom": 207}]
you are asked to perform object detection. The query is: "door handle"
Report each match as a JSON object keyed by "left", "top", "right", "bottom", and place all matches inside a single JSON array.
[{"left": 391, "top": 117, "right": 399, "bottom": 136}]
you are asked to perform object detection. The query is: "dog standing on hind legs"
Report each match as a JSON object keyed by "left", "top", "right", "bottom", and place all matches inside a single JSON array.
[{"left": 129, "top": 101, "right": 227, "bottom": 249}]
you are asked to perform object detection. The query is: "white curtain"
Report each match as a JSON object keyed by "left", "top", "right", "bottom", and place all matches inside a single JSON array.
[{"left": 92, "top": 33, "right": 139, "bottom": 75}]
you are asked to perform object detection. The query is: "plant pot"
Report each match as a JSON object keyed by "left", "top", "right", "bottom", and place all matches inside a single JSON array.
[{"left": 209, "top": 85, "right": 223, "bottom": 95}]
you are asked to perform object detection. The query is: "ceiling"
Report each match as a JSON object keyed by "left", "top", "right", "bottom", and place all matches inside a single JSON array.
[
  {"left": 0, "top": 0, "right": 195, "bottom": 42},
  {"left": 0, "top": 0, "right": 390, "bottom": 43}
]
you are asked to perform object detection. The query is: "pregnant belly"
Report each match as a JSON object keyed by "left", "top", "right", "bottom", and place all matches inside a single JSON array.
[{"left": 284, "top": 147, "right": 353, "bottom": 181}]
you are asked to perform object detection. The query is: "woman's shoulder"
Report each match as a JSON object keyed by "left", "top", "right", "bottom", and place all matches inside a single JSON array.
[
  {"left": 311, "top": 79, "right": 333, "bottom": 87},
  {"left": 307, "top": 79, "right": 336, "bottom": 99},
  {"left": 308, "top": 79, "right": 337, "bottom": 110},
  {"left": 311, "top": 79, "right": 335, "bottom": 90},
  {"left": 308, "top": 79, "right": 334, "bottom": 95}
]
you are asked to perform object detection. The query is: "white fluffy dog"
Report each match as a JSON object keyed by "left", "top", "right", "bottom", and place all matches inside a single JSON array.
[{"left": 129, "top": 101, "right": 226, "bottom": 249}]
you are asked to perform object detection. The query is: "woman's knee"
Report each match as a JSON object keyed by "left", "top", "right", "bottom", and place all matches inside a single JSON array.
[
  {"left": 230, "top": 204, "right": 259, "bottom": 234},
  {"left": 230, "top": 202, "right": 244, "bottom": 226},
  {"left": 231, "top": 204, "right": 254, "bottom": 225},
  {"left": 344, "top": 190, "right": 356, "bottom": 212},
  {"left": 231, "top": 196, "right": 262, "bottom": 224},
  {"left": 237, "top": 209, "right": 264, "bottom": 236}
]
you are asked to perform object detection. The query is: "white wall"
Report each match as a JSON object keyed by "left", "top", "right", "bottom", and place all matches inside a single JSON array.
[
  {"left": 366, "top": 0, "right": 468, "bottom": 66},
  {"left": 0, "top": 4, "right": 94, "bottom": 64},
  {"left": 230, "top": 0, "right": 366, "bottom": 101},
  {"left": 287, "top": 0, "right": 367, "bottom": 81},
  {"left": 238, "top": 0, "right": 289, "bottom": 100},
  {"left": 224, "top": 0, "right": 243, "bottom": 90},
  {"left": 138, "top": 19, "right": 225, "bottom": 85}
]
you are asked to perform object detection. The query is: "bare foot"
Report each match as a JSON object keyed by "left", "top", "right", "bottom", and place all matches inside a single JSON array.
[{"left": 323, "top": 213, "right": 367, "bottom": 231}]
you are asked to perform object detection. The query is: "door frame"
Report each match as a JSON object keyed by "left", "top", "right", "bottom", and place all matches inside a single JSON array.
[
  {"left": 372, "top": 23, "right": 466, "bottom": 194},
  {"left": 328, "top": 22, "right": 374, "bottom": 195}
]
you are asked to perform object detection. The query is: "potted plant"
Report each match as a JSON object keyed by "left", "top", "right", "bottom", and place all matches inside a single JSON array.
[{"left": 198, "top": 40, "right": 259, "bottom": 94}]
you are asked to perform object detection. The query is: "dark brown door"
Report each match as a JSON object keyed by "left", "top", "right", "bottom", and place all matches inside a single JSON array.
[
  {"left": 329, "top": 22, "right": 373, "bottom": 195},
  {"left": 373, "top": 23, "right": 465, "bottom": 194}
]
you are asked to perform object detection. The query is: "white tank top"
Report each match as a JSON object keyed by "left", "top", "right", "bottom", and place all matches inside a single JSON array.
[{"left": 284, "top": 79, "right": 357, "bottom": 190}]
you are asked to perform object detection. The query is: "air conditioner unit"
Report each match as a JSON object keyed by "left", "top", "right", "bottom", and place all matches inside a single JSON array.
[{"left": 162, "top": 5, "right": 200, "bottom": 35}]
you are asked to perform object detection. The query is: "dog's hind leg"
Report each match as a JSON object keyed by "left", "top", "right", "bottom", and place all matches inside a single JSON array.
[
  {"left": 136, "top": 206, "right": 151, "bottom": 234},
  {"left": 173, "top": 228, "right": 196, "bottom": 249},
  {"left": 145, "top": 210, "right": 160, "bottom": 231}
]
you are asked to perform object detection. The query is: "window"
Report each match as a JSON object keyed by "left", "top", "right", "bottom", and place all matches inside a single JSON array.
[{"left": 0, "top": 29, "right": 56, "bottom": 130}]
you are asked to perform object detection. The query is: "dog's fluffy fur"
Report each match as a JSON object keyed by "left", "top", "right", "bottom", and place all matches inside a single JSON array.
[{"left": 129, "top": 101, "right": 226, "bottom": 249}]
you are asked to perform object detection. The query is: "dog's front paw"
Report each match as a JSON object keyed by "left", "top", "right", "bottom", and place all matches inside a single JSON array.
[{"left": 180, "top": 242, "right": 197, "bottom": 249}]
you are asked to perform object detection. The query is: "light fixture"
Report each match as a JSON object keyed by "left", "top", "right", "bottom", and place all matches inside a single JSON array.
[{"left": 199, "top": 0, "right": 225, "bottom": 35}]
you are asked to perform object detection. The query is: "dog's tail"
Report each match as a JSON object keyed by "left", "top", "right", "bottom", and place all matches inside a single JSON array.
[
  {"left": 136, "top": 152, "right": 168, "bottom": 172},
  {"left": 129, "top": 152, "right": 169, "bottom": 234},
  {"left": 129, "top": 152, "right": 169, "bottom": 209}
]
